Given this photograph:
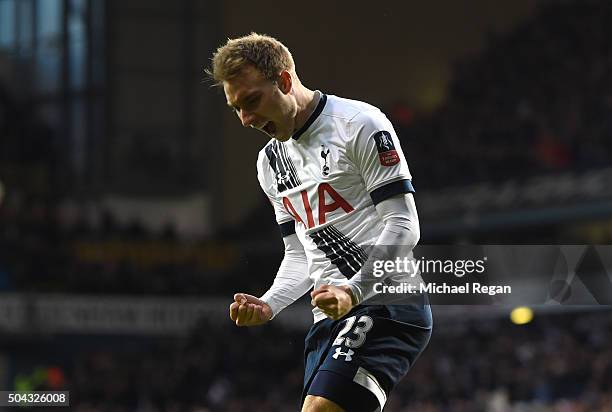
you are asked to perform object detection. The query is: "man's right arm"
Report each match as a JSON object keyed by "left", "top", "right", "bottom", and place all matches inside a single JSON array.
[
  {"left": 230, "top": 232, "right": 312, "bottom": 326},
  {"left": 260, "top": 232, "right": 312, "bottom": 316},
  {"left": 229, "top": 148, "right": 312, "bottom": 326}
]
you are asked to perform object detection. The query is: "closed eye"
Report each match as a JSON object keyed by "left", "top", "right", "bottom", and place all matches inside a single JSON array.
[
  {"left": 227, "top": 92, "right": 261, "bottom": 115},
  {"left": 243, "top": 94, "right": 261, "bottom": 111}
]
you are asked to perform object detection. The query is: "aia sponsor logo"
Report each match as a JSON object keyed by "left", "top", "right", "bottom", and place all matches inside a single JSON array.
[{"left": 282, "top": 183, "right": 353, "bottom": 229}]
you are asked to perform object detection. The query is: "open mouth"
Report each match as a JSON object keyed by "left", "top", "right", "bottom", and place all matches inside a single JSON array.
[{"left": 262, "top": 121, "right": 276, "bottom": 137}]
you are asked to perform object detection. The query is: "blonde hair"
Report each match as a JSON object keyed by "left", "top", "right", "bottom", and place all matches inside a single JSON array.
[{"left": 207, "top": 33, "right": 295, "bottom": 85}]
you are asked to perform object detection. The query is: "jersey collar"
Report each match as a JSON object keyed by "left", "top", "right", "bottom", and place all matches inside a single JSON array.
[{"left": 292, "top": 91, "right": 327, "bottom": 140}]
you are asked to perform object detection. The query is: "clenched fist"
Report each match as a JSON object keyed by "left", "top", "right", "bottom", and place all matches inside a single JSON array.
[
  {"left": 311, "top": 285, "right": 355, "bottom": 320},
  {"left": 229, "top": 293, "right": 273, "bottom": 326}
]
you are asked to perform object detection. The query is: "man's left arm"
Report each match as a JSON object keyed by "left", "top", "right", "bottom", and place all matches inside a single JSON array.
[
  {"left": 311, "top": 193, "right": 419, "bottom": 319},
  {"left": 311, "top": 109, "right": 419, "bottom": 319}
]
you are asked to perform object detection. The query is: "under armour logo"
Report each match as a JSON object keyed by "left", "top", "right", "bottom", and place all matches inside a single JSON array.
[
  {"left": 332, "top": 347, "right": 354, "bottom": 362},
  {"left": 276, "top": 172, "right": 290, "bottom": 186}
]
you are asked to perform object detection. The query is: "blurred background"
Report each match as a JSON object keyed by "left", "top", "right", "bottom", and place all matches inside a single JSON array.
[{"left": 1, "top": 0, "right": 612, "bottom": 410}]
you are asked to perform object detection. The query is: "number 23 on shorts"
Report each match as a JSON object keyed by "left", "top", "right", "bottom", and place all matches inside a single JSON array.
[{"left": 333, "top": 315, "right": 374, "bottom": 348}]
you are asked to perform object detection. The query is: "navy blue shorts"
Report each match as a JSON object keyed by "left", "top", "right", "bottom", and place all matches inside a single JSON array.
[{"left": 302, "top": 301, "right": 432, "bottom": 411}]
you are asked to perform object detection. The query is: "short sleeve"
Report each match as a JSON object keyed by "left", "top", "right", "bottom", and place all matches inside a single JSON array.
[
  {"left": 257, "top": 146, "right": 296, "bottom": 236},
  {"left": 348, "top": 110, "right": 415, "bottom": 205}
]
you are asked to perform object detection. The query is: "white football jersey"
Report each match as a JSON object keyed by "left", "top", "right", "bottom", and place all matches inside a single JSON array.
[{"left": 257, "top": 92, "right": 415, "bottom": 319}]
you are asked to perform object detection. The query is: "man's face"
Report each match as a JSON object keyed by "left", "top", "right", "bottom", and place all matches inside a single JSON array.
[{"left": 223, "top": 65, "right": 294, "bottom": 142}]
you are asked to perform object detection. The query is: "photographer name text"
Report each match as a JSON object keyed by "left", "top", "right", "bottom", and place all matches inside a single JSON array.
[{"left": 374, "top": 282, "right": 511, "bottom": 296}]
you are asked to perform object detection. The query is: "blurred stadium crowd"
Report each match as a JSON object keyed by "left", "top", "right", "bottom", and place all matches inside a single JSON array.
[
  {"left": 403, "top": 0, "right": 612, "bottom": 188},
  {"left": 15, "top": 310, "right": 612, "bottom": 412},
  {"left": 1, "top": 0, "right": 612, "bottom": 411}
]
